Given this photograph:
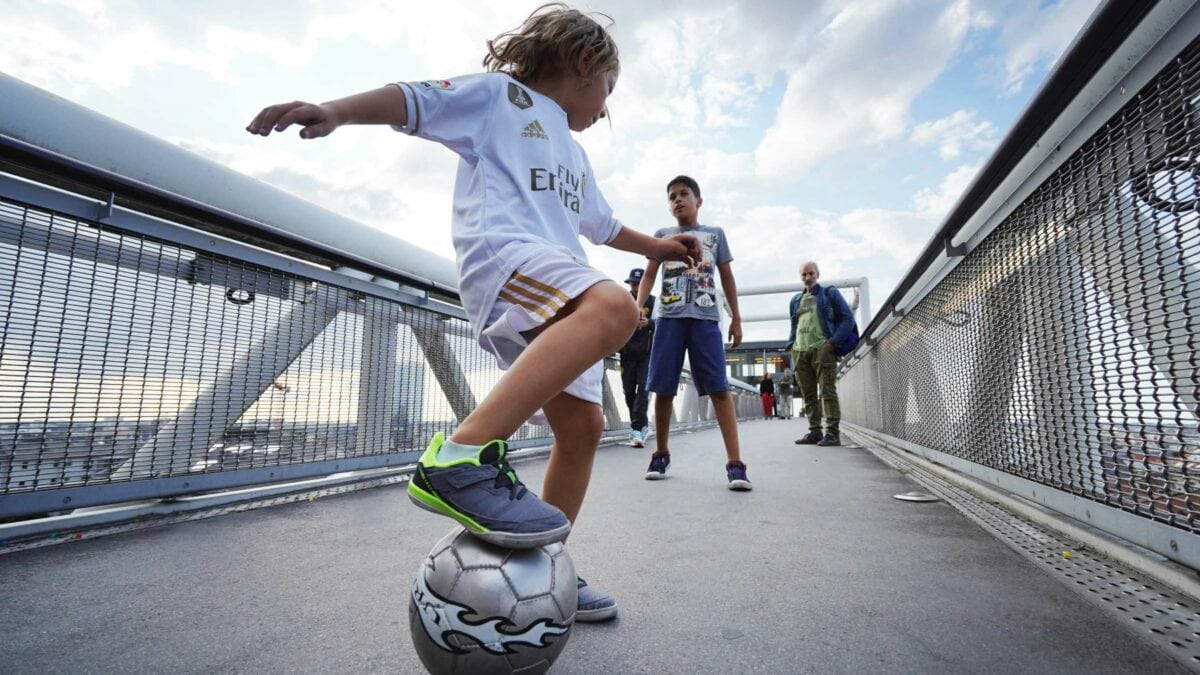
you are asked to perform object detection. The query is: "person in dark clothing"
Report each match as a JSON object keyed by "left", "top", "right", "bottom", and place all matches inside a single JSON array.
[
  {"left": 619, "top": 268, "right": 655, "bottom": 447},
  {"left": 758, "top": 373, "right": 775, "bottom": 420}
]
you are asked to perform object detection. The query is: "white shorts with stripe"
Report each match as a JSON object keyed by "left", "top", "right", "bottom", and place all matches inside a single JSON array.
[{"left": 477, "top": 248, "right": 611, "bottom": 407}]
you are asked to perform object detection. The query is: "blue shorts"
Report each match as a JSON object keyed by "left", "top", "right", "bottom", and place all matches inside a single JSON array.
[{"left": 647, "top": 317, "right": 730, "bottom": 396}]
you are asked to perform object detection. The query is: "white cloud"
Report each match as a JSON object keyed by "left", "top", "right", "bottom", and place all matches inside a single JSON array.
[
  {"left": 911, "top": 109, "right": 997, "bottom": 160},
  {"left": 755, "top": 0, "right": 988, "bottom": 177},
  {"left": 174, "top": 133, "right": 460, "bottom": 260},
  {"left": 612, "top": 4, "right": 810, "bottom": 134},
  {"left": 0, "top": 18, "right": 203, "bottom": 96},
  {"left": 996, "top": 0, "right": 1102, "bottom": 94},
  {"left": 0, "top": 1, "right": 1091, "bottom": 345},
  {"left": 913, "top": 162, "right": 981, "bottom": 220},
  {"left": 0, "top": 1, "right": 507, "bottom": 97}
]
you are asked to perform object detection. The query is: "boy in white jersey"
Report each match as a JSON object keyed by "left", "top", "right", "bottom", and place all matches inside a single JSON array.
[{"left": 247, "top": 4, "right": 699, "bottom": 622}]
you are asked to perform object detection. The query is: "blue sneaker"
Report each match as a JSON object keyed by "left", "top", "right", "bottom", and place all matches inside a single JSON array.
[
  {"left": 644, "top": 451, "right": 670, "bottom": 480},
  {"left": 817, "top": 432, "right": 842, "bottom": 447},
  {"left": 630, "top": 429, "right": 645, "bottom": 448},
  {"left": 576, "top": 577, "right": 618, "bottom": 622},
  {"left": 407, "top": 433, "right": 570, "bottom": 548},
  {"left": 726, "top": 461, "right": 752, "bottom": 491},
  {"left": 794, "top": 431, "right": 822, "bottom": 445}
]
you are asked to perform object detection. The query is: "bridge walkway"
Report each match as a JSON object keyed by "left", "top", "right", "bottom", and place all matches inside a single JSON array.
[{"left": 0, "top": 421, "right": 1185, "bottom": 674}]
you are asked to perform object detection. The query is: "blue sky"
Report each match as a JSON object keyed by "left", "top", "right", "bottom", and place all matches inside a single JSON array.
[{"left": 0, "top": 0, "right": 1101, "bottom": 341}]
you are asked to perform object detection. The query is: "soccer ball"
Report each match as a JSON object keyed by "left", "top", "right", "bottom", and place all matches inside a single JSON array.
[{"left": 409, "top": 527, "right": 577, "bottom": 674}]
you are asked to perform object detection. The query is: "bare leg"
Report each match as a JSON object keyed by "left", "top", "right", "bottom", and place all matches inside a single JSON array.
[
  {"left": 539, "top": 393, "right": 604, "bottom": 525},
  {"left": 450, "top": 281, "right": 636, "bottom": 445},
  {"left": 653, "top": 394, "right": 675, "bottom": 452},
  {"left": 710, "top": 391, "right": 741, "bottom": 462}
]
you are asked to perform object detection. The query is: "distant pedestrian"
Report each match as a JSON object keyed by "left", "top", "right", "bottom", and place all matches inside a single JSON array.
[
  {"left": 789, "top": 261, "right": 857, "bottom": 447},
  {"left": 619, "top": 268, "right": 655, "bottom": 447},
  {"left": 758, "top": 374, "right": 775, "bottom": 420},
  {"left": 777, "top": 367, "right": 795, "bottom": 419}
]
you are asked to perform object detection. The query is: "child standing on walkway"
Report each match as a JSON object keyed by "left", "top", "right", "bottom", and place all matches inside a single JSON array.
[
  {"left": 636, "top": 176, "right": 751, "bottom": 491},
  {"left": 247, "top": 2, "right": 699, "bottom": 623}
]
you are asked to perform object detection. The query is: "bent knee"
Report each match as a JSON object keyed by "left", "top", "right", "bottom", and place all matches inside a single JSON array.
[
  {"left": 580, "top": 282, "right": 638, "bottom": 343},
  {"left": 554, "top": 404, "right": 604, "bottom": 444},
  {"left": 579, "top": 406, "right": 605, "bottom": 440}
]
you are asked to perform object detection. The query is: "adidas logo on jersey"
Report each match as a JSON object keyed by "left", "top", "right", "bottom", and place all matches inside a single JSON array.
[{"left": 521, "top": 120, "right": 549, "bottom": 140}]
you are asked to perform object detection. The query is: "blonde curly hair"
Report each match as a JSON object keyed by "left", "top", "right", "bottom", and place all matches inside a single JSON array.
[{"left": 484, "top": 3, "right": 619, "bottom": 83}]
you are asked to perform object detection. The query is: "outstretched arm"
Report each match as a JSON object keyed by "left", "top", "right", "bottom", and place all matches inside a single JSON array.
[
  {"left": 607, "top": 227, "right": 701, "bottom": 268},
  {"left": 246, "top": 85, "right": 408, "bottom": 139},
  {"left": 717, "top": 261, "right": 742, "bottom": 348}
]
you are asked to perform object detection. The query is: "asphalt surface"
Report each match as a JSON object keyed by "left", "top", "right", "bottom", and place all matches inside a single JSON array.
[{"left": 0, "top": 420, "right": 1187, "bottom": 674}]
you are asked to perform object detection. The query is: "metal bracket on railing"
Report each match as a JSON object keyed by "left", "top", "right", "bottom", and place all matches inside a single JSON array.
[
  {"left": 97, "top": 192, "right": 115, "bottom": 222},
  {"left": 944, "top": 237, "right": 968, "bottom": 257},
  {"left": 891, "top": 307, "right": 906, "bottom": 318}
]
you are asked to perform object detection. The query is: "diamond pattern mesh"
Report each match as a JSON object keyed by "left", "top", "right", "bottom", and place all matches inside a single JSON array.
[{"left": 842, "top": 35, "right": 1200, "bottom": 532}]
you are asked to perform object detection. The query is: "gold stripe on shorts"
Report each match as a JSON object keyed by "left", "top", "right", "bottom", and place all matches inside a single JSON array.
[
  {"left": 502, "top": 272, "right": 571, "bottom": 319},
  {"left": 511, "top": 272, "right": 571, "bottom": 304},
  {"left": 502, "top": 281, "right": 564, "bottom": 315},
  {"left": 498, "top": 289, "right": 553, "bottom": 320}
]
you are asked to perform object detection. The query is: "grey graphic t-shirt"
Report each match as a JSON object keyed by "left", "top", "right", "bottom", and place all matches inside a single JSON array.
[{"left": 653, "top": 224, "right": 732, "bottom": 321}]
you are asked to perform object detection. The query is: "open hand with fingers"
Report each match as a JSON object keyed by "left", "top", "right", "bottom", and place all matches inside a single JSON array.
[{"left": 246, "top": 101, "right": 342, "bottom": 139}]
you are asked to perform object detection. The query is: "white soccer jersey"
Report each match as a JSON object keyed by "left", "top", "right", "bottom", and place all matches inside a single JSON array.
[{"left": 391, "top": 73, "right": 623, "bottom": 338}]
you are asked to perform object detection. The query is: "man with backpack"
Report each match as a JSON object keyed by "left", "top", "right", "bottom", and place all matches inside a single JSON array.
[{"left": 788, "top": 261, "right": 858, "bottom": 447}]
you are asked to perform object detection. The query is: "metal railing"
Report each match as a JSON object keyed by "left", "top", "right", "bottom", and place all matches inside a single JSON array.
[
  {"left": 0, "top": 79, "right": 757, "bottom": 524},
  {"left": 839, "top": 0, "right": 1200, "bottom": 568},
  {"left": 737, "top": 278, "right": 870, "bottom": 330}
]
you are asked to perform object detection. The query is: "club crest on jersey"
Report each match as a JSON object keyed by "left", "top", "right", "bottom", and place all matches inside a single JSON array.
[
  {"left": 508, "top": 82, "right": 533, "bottom": 110},
  {"left": 421, "top": 80, "right": 453, "bottom": 90}
]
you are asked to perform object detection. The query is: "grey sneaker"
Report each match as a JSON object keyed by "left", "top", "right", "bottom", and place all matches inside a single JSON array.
[
  {"left": 645, "top": 451, "right": 670, "bottom": 480},
  {"left": 576, "top": 577, "right": 618, "bottom": 622},
  {"left": 407, "top": 432, "right": 570, "bottom": 548},
  {"left": 794, "top": 431, "right": 822, "bottom": 445},
  {"left": 817, "top": 432, "right": 841, "bottom": 447}
]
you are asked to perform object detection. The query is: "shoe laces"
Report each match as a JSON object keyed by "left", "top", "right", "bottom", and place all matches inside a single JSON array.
[
  {"left": 479, "top": 441, "right": 528, "bottom": 500},
  {"left": 493, "top": 458, "right": 528, "bottom": 500}
]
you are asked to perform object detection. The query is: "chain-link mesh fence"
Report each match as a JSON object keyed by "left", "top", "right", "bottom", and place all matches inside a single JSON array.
[
  {"left": 0, "top": 191, "right": 758, "bottom": 512},
  {"left": 841, "top": 34, "right": 1200, "bottom": 533}
]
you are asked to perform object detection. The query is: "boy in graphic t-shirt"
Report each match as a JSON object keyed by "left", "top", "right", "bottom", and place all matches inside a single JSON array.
[{"left": 635, "top": 175, "right": 751, "bottom": 491}]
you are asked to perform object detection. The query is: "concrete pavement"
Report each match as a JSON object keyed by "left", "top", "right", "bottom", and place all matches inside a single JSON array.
[{"left": 0, "top": 420, "right": 1185, "bottom": 673}]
